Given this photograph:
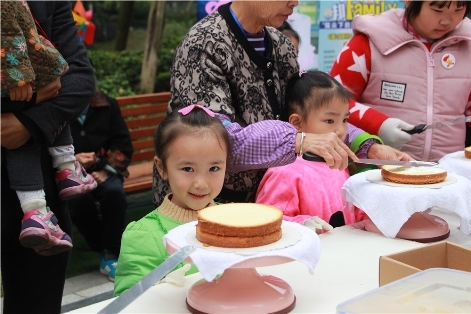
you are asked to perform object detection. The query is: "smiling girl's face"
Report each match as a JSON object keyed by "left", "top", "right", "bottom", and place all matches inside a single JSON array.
[{"left": 155, "top": 131, "right": 227, "bottom": 210}]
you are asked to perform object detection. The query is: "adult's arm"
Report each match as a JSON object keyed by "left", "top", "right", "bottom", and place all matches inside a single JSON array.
[
  {"left": 1, "top": 94, "right": 37, "bottom": 113},
  {"left": 218, "top": 113, "right": 356, "bottom": 172},
  {"left": 216, "top": 113, "right": 297, "bottom": 173},
  {"left": 13, "top": 1, "right": 94, "bottom": 146}
]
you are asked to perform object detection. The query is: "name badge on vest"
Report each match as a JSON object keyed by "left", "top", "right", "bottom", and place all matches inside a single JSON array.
[{"left": 380, "top": 81, "right": 406, "bottom": 102}]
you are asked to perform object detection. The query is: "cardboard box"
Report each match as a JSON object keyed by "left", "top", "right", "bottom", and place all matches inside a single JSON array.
[{"left": 379, "top": 241, "right": 471, "bottom": 286}]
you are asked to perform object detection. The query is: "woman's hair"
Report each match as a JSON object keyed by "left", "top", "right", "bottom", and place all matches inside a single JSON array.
[
  {"left": 277, "top": 21, "right": 301, "bottom": 45},
  {"left": 153, "top": 106, "right": 230, "bottom": 170},
  {"left": 404, "top": 1, "right": 471, "bottom": 25},
  {"left": 283, "top": 70, "right": 350, "bottom": 121}
]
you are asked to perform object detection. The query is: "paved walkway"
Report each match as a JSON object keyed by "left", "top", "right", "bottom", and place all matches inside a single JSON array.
[{"left": 61, "top": 271, "right": 114, "bottom": 313}]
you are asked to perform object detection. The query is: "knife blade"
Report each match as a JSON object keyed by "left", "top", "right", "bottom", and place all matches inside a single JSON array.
[
  {"left": 302, "top": 152, "right": 438, "bottom": 167},
  {"left": 98, "top": 245, "right": 196, "bottom": 314},
  {"left": 404, "top": 116, "right": 471, "bottom": 135}
]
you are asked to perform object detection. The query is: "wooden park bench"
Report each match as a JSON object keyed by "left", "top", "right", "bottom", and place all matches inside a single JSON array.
[{"left": 116, "top": 92, "right": 170, "bottom": 194}]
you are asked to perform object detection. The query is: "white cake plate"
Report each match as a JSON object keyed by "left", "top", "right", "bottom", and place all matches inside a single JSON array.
[{"left": 166, "top": 240, "right": 296, "bottom": 314}]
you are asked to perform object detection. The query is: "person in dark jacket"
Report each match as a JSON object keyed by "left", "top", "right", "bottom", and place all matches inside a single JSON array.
[
  {"left": 1, "top": 1, "right": 95, "bottom": 313},
  {"left": 68, "top": 89, "right": 134, "bottom": 282}
]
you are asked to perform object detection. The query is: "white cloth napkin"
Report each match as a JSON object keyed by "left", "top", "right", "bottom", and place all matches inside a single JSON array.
[
  {"left": 439, "top": 151, "right": 471, "bottom": 182},
  {"left": 341, "top": 170, "right": 471, "bottom": 238},
  {"left": 163, "top": 220, "right": 321, "bottom": 282}
]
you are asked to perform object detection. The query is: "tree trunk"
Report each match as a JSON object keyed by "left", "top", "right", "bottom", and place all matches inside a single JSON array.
[
  {"left": 139, "top": 1, "right": 166, "bottom": 94},
  {"left": 114, "top": 1, "right": 135, "bottom": 51}
]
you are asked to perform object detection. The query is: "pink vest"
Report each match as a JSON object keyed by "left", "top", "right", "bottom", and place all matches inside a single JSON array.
[{"left": 353, "top": 9, "right": 471, "bottom": 161}]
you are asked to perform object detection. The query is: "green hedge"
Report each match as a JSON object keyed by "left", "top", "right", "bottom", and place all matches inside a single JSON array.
[
  {"left": 88, "top": 50, "right": 143, "bottom": 97},
  {"left": 88, "top": 45, "right": 180, "bottom": 97}
]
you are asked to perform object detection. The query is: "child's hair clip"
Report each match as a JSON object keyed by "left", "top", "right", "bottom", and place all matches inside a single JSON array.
[
  {"left": 299, "top": 69, "right": 307, "bottom": 77},
  {"left": 178, "top": 104, "right": 215, "bottom": 117}
]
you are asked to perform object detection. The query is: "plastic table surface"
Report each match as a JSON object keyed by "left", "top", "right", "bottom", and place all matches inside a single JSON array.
[{"left": 67, "top": 208, "right": 468, "bottom": 314}]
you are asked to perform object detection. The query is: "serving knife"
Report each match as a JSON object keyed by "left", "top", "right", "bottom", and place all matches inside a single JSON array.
[
  {"left": 404, "top": 116, "right": 471, "bottom": 135},
  {"left": 98, "top": 245, "right": 196, "bottom": 314},
  {"left": 302, "top": 152, "right": 438, "bottom": 167}
]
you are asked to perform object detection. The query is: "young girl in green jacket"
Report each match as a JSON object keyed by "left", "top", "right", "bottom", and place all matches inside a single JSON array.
[{"left": 114, "top": 105, "right": 230, "bottom": 296}]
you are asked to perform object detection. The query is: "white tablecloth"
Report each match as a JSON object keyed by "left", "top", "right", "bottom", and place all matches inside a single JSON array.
[
  {"left": 439, "top": 151, "right": 471, "bottom": 182},
  {"left": 68, "top": 211, "right": 469, "bottom": 314}
]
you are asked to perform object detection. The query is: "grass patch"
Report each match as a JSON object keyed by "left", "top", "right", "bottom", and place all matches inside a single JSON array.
[{"left": 66, "top": 191, "right": 155, "bottom": 278}]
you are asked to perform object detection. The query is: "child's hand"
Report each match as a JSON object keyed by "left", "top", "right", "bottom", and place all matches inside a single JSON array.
[
  {"left": 75, "top": 152, "right": 96, "bottom": 168},
  {"left": 91, "top": 169, "right": 109, "bottom": 184},
  {"left": 60, "top": 65, "right": 69, "bottom": 76},
  {"left": 303, "top": 216, "right": 333, "bottom": 234},
  {"left": 161, "top": 264, "right": 191, "bottom": 286},
  {"left": 9, "top": 83, "right": 33, "bottom": 101}
]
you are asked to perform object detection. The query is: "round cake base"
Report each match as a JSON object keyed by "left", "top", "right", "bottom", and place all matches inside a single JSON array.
[
  {"left": 365, "top": 212, "right": 450, "bottom": 243},
  {"left": 186, "top": 268, "right": 296, "bottom": 314}
]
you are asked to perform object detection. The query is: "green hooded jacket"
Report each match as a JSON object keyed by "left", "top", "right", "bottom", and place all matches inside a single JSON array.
[{"left": 114, "top": 209, "right": 198, "bottom": 296}]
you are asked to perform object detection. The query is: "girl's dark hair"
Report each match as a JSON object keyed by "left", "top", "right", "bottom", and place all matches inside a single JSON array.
[
  {"left": 283, "top": 70, "right": 350, "bottom": 121},
  {"left": 154, "top": 106, "right": 230, "bottom": 170},
  {"left": 277, "top": 21, "right": 301, "bottom": 45},
  {"left": 404, "top": 1, "right": 471, "bottom": 25}
]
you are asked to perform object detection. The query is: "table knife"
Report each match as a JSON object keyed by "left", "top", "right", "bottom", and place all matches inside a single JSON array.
[
  {"left": 98, "top": 245, "right": 196, "bottom": 314},
  {"left": 404, "top": 116, "right": 471, "bottom": 135},
  {"left": 302, "top": 152, "right": 438, "bottom": 167}
]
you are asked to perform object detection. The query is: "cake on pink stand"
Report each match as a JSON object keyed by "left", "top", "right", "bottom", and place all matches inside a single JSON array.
[{"left": 164, "top": 220, "right": 321, "bottom": 314}]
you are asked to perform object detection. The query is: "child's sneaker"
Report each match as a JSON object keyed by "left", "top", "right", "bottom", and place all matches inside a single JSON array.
[
  {"left": 56, "top": 161, "right": 97, "bottom": 200},
  {"left": 100, "top": 256, "right": 117, "bottom": 282},
  {"left": 19, "top": 209, "right": 73, "bottom": 256}
]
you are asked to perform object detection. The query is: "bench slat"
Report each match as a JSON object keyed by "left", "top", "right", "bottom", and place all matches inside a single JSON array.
[
  {"left": 120, "top": 104, "right": 167, "bottom": 118},
  {"left": 129, "top": 127, "right": 155, "bottom": 140},
  {"left": 116, "top": 92, "right": 170, "bottom": 195},
  {"left": 125, "top": 116, "right": 165, "bottom": 129},
  {"left": 117, "top": 93, "right": 171, "bottom": 106},
  {"left": 131, "top": 151, "right": 156, "bottom": 163},
  {"left": 132, "top": 139, "right": 154, "bottom": 151}
]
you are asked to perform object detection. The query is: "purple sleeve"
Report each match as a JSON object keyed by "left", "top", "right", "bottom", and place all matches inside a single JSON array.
[
  {"left": 216, "top": 113, "right": 297, "bottom": 173},
  {"left": 345, "top": 123, "right": 381, "bottom": 159},
  {"left": 346, "top": 123, "right": 364, "bottom": 140},
  {"left": 356, "top": 139, "right": 377, "bottom": 159}
]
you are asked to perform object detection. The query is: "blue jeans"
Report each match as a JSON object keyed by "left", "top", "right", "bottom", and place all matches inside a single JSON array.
[{"left": 68, "top": 174, "right": 127, "bottom": 257}]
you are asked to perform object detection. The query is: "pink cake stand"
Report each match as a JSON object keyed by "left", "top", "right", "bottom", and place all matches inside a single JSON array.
[
  {"left": 364, "top": 211, "right": 450, "bottom": 243},
  {"left": 166, "top": 240, "right": 296, "bottom": 314}
]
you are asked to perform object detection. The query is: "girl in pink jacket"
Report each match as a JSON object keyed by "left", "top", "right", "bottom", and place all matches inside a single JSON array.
[
  {"left": 330, "top": 1, "right": 471, "bottom": 161},
  {"left": 256, "top": 70, "right": 412, "bottom": 231}
]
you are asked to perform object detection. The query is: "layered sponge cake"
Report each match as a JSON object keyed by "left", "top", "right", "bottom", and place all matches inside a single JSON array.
[
  {"left": 381, "top": 165, "right": 447, "bottom": 184},
  {"left": 196, "top": 203, "right": 283, "bottom": 248}
]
